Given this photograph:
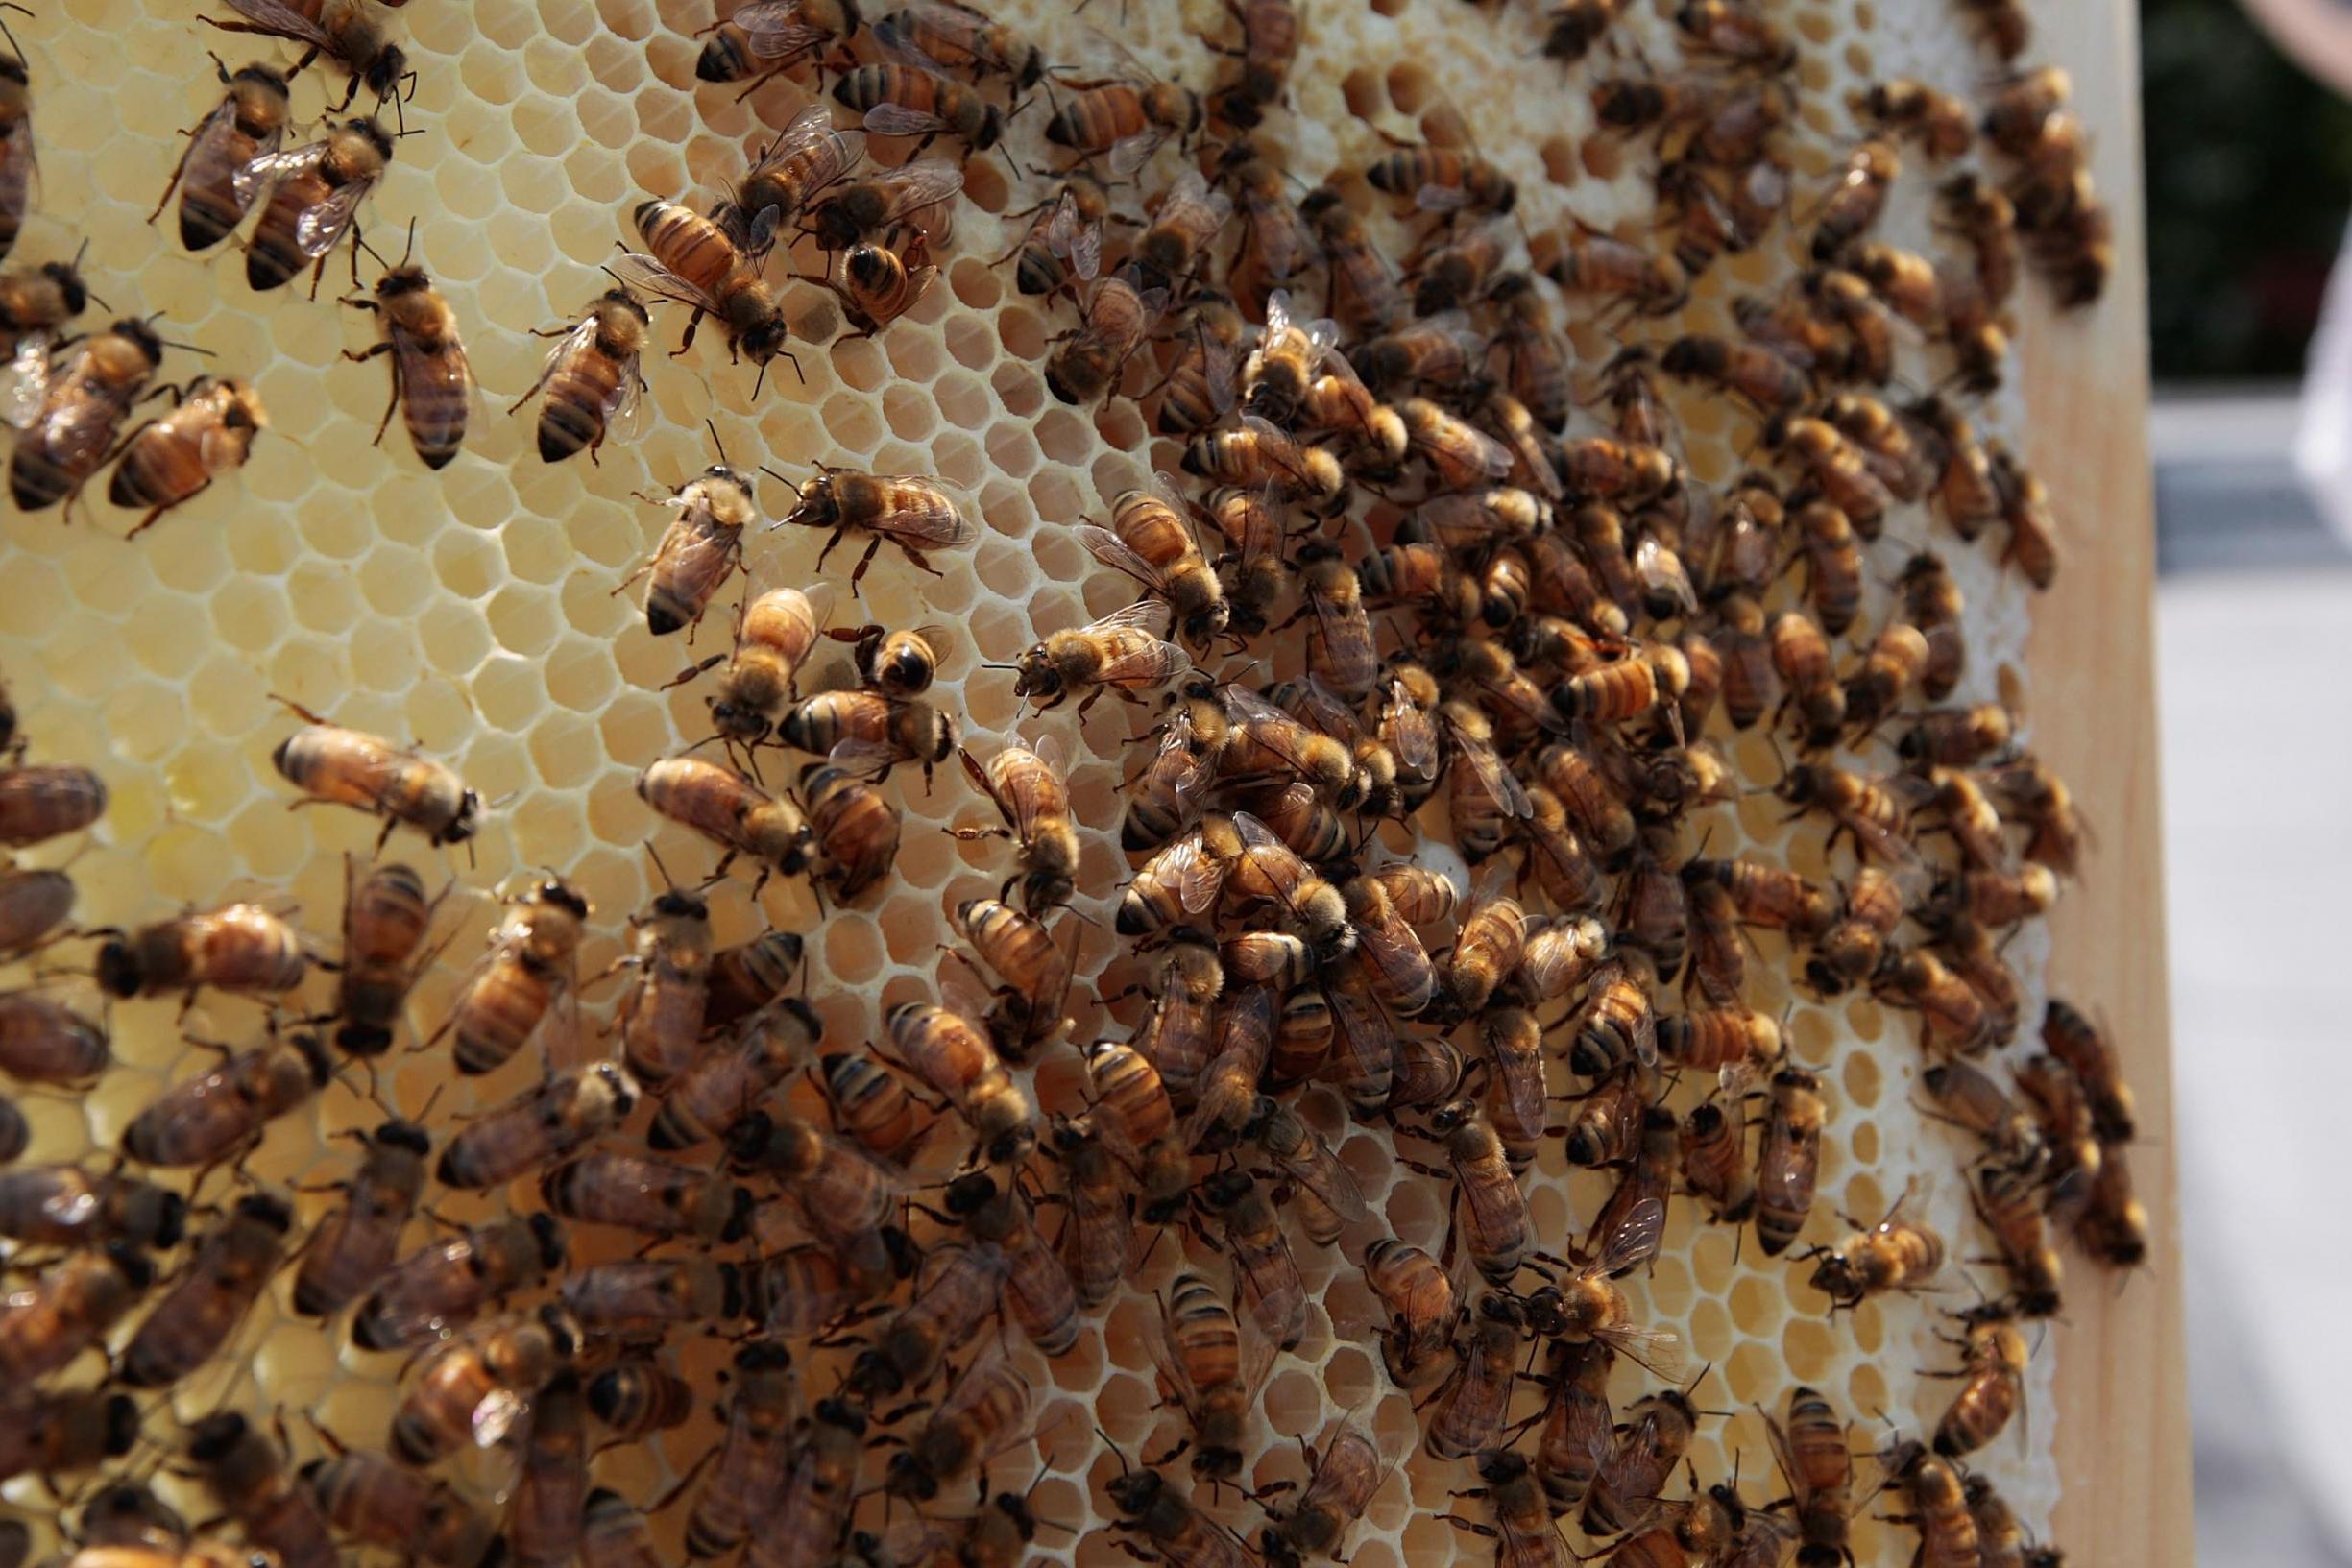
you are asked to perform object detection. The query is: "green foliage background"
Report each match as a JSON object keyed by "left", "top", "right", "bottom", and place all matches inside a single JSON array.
[{"left": 2144, "top": 0, "right": 2352, "bottom": 377}]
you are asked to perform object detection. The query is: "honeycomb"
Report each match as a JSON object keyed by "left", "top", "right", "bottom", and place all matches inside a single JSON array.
[{"left": 0, "top": 0, "right": 2123, "bottom": 1560}]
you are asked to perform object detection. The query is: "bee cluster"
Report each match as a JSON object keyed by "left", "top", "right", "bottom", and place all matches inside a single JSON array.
[{"left": 0, "top": 0, "right": 2150, "bottom": 1565}]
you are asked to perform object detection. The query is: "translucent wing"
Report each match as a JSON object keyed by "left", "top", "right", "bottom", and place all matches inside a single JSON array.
[
  {"left": 182, "top": 103, "right": 275, "bottom": 229},
  {"left": 1094, "top": 637, "right": 1192, "bottom": 690},
  {"left": 1485, "top": 1025, "right": 1547, "bottom": 1134},
  {"left": 871, "top": 12, "right": 953, "bottom": 68},
  {"left": 231, "top": 140, "right": 326, "bottom": 205},
  {"left": 607, "top": 253, "right": 721, "bottom": 314},
  {"left": 1266, "top": 1122, "right": 1370, "bottom": 1225},
  {"left": 862, "top": 101, "right": 948, "bottom": 137},
  {"left": 0, "top": 334, "right": 50, "bottom": 431},
  {"left": 868, "top": 476, "right": 980, "bottom": 545},
  {"left": 877, "top": 156, "right": 963, "bottom": 221},
  {"left": 1382, "top": 682, "right": 1439, "bottom": 776},
  {"left": 1059, "top": 195, "right": 1103, "bottom": 280},
  {"left": 1108, "top": 126, "right": 1172, "bottom": 180},
  {"left": 1077, "top": 522, "right": 1170, "bottom": 595},
  {"left": 294, "top": 172, "right": 377, "bottom": 258},
  {"left": 1305, "top": 577, "right": 1377, "bottom": 695},
  {"left": 1591, "top": 1320, "right": 1686, "bottom": 1383},
  {"left": 1149, "top": 831, "right": 1224, "bottom": 914},
  {"left": 1081, "top": 597, "right": 1175, "bottom": 640},
  {"left": 732, "top": 0, "right": 833, "bottom": 56},
  {"left": 747, "top": 105, "right": 863, "bottom": 184},
  {"left": 1451, "top": 729, "right": 1533, "bottom": 819},
  {"left": 224, "top": 0, "right": 340, "bottom": 49},
  {"left": 826, "top": 736, "right": 902, "bottom": 776},
  {"left": 1416, "top": 181, "right": 1471, "bottom": 213},
  {"left": 1004, "top": 740, "right": 1067, "bottom": 846}
]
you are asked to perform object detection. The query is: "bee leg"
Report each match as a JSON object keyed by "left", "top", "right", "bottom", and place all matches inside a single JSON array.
[
  {"left": 123, "top": 485, "right": 206, "bottom": 541},
  {"left": 847, "top": 535, "right": 885, "bottom": 586},
  {"left": 672, "top": 309, "right": 705, "bottom": 357}
]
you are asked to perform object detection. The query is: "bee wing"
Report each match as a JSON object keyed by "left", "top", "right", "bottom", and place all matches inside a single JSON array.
[
  {"left": 1305, "top": 580, "right": 1377, "bottom": 695},
  {"left": 880, "top": 156, "right": 964, "bottom": 223},
  {"left": 609, "top": 253, "right": 725, "bottom": 316},
  {"left": 1414, "top": 181, "right": 1471, "bottom": 213},
  {"left": 1588, "top": 1195, "right": 1666, "bottom": 1277},
  {"left": 1381, "top": 681, "right": 1440, "bottom": 777},
  {"left": 1003, "top": 742, "right": 1069, "bottom": 846},
  {"left": 0, "top": 333, "right": 50, "bottom": 431},
  {"left": 1454, "top": 734, "right": 1533, "bottom": 820},
  {"left": 870, "top": 12, "right": 955, "bottom": 69},
  {"left": 732, "top": 0, "right": 834, "bottom": 55},
  {"left": 867, "top": 476, "right": 982, "bottom": 546},
  {"left": 231, "top": 139, "right": 327, "bottom": 205},
  {"left": 861, "top": 101, "right": 951, "bottom": 137},
  {"left": 294, "top": 171, "right": 379, "bottom": 258},
  {"left": 747, "top": 104, "right": 864, "bottom": 187},
  {"left": 224, "top": 0, "right": 340, "bottom": 50},
  {"left": 1108, "top": 126, "right": 1174, "bottom": 180},
  {"left": 1283, "top": 1128, "right": 1372, "bottom": 1227},
  {"left": 1152, "top": 832, "right": 1224, "bottom": 914},
  {"left": 1758, "top": 1411, "right": 1810, "bottom": 1502},
  {"left": 1485, "top": 1031, "right": 1548, "bottom": 1137},
  {"left": 1593, "top": 1320, "right": 1687, "bottom": 1385},
  {"left": 826, "top": 737, "right": 901, "bottom": 776},
  {"left": 1077, "top": 522, "right": 1172, "bottom": 595}
]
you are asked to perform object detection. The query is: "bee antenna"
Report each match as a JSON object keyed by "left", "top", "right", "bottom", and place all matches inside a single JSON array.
[
  {"left": 757, "top": 465, "right": 804, "bottom": 499},
  {"left": 355, "top": 232, "right": 389, "bottom": 270},
  {"left": 0, "top": 8, "right": 25, "bottom": 66},
  {"left": 398, "top": 216, "right": 418, "bottom": 269},
  {"left": 705, "top": 418, "right": 731, "bottom": 470},
  {"left": 646, "top": 843, "right": 680, "bottom": 894},
  {"left": 158, "top": 338, "right": 218, "bottom": 358}
]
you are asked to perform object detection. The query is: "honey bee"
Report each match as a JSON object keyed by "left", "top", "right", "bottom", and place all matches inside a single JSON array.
[
  {"left": 0, "top": 915, "right": 64, "bottom": 1007},
  {"left": 1121, "top": 814, "right": 1242, "bottom": 938},
  {"left": 734, "top": 107, "right": 872, "bottom": 250},
  {"left": 1661, "top": 334, "right": 1806, "bottom": 412},
  {"left": 121, "top": 1032, "right": 327, "bottom": 1168},
  {"left": 1440, "top": 702, "right": 1532, "bottom": 865},
  {"left": 744, "top": 1399, "right": 868, "bottom": 1568},
  {"left": 1544, "top": 0, "right": 1632, "bottom": 58},
  {"left": 795, "top": 762, "right": 896, "bottom": 900},
  {"left": 1802, "top": 865, "right": 1903, "bottom": 997},
  {"left": 1105, "top": 1452, "right": 1256, "bottom": 1568},
  {"left": 1367, "top": 142, "right": 1516, "bottom": 214},
  {"left": 1537, "top": 224, "right": 1685, "bottom": 319},
  {"left": 940, "top": 900, "right": 1065, "bottom": 1064},
  {"left": 325, "top": 860, "right": 438, "bottom": 1058},
  {"left": 1005, "top": 173, "right": 1108, "bottom": 297},
  {"left": 6, "top": 318, "right": 166, "bottom": 515},
  {"left": 1046, "top": 68, "right": 1201, "bottom": 173},
  {"left": 1036, "top": 1116, "right": 1128, "bottom": 1312},
  {"left": 1563, "top": 956, "right": 1652, "bottom": 1079},
  {"left": 1925, "top": 1306, "right": 2030, "bottom": 1459},
  {"left": 1523, "top": 1340, "right": 1617, "bottom": 1517},
  {"left": 183, "top": 1413, "right": 336, "bottom": 1568},
  {"left": 0, "top": 1387, "right": 136, "bottom": 1485},
  {"left": 1223, "top": 141, "right": 1317, "bottom": 287},
  {"left": 0, "top": 985, "right": 107, "bottom": 1085},
  {"left": 439, "top": 1060, "right": 637, "bottom": 1190},
  {"left": 2077, "top": 1140, "right": 2147, "bottom": 1267},
  {"left": 1355, "top": 1235, "right": 1458, "bottom": 1387},
  {"left": 1200, "top": 1170, "right": 1307, "bottom": 1348},
  {"left": 1974, "top": 1157, "right": 2062, "bottom": 1315},
  {"left": 272, "top": 710, "right": 478, "bottom": 850},
  {"left": 1984, "top": 440, "right": 2061, "bottom": 588},
  {"left": 560, "top": 1255, "right": 740, "bottom": 1337},
  {"left": 108, "top": 375, "right": 269, "bottom": 535},
  {"left": 679, "top": 1342, "right": 799, "bottom": 1556},
  {"left": 1151, "top": 1270, "right": 1273, "bottom": 1478},
  {"left": 510, "top": 287, "right": 649, "bottom": 464},
  {"left": 0, "top": 21, "right": 27, "bottom": 267},
  {"left": 1584, "top": 1388, "right": 1701, "bottom": 1539},
  {"left": 886, "top": 998, "right": 1037, "bottom": 1162},
  {"left": 76, "top": 1480, "right": 194, "bottom": 1556},
  {"left": 1809, "top": 140, "right": 1899, "bottom": 259},
  {"left": 1299, "top": 185, "right": 1408, "bottom": 334},
  {"left": 1759, "top": 1387, "right": 1855, "bottom": 1568},
  {"left": 206, "top": 0, "right": 409, "bottom": 106},
  {"left": 952, "top": 735, "right": 1077, "bottom": 913},
  {"left": 389, "top": 1304, "right": 576, "bottom": 1463},
  {"left": 1682, "top": 1081, "right": 1757, "bottom": 1225},
  {"left": 428, "top": 877, "right": 587, "bottom": 1075},
  {"left": 580, "top": 1490, "right": 664, "bottom": 1568},
  {"left": 1881, "top": 1441, "right": 1982, "bottom": 1568},
  {"left": 1450, "top": 1449, "right": 1570, "bottom": 1568},
  {"left": 1761, "top": 611, "right": 1843, "bottom": 750},
  {"left": 1425, "top": 1098, "right": 1528, "bottom": 1285},
  {"left": 1236, "top": 287, "right": 1330, "bottom": 425},
  {"left": 0, "top": 1162, "right": 182, "bottom": 1250},
  {"left": 816, "top": 228, "right": 940, "bottom": 337},
  {"left": 304, "top": 1450, "right": 497, "bottom": 1568},
  {"left": 1016, "top": 598, "right": 1195, "bottom": 712},
  {"left": 292, "top": 1117, "right": 427, "bottom": 1317},
  {"left": 120, "top": 1192, "right": 291, "bottom": 1387},
  {"left": 1077, "top": 475, "right": 1230, "bottom": 647},
  {"left": 1258, "top": 1422, "right": 1388, "bottom": 1567},
  {"left": 1127, "top": 164, "right": 1231, "bottom": 293},
  {"left": 1804, "top": 1190, "right": 1944, "bottom": 1310},
  {"left": 2031, "top": 999, "right": 2133, "bottom": 1145},
  {"left": 0, "top": 1242, "right": 148, "bottom": 1381},
  {"left": 639, "top": 756, "right": 817, "bottom": 880},
  {"left": 1411, "top": 1288, "right": 1519, "bottom": 1459},
  {"left": 341, "top": 231, "right": 471, "bottom": 469},
  {"left": 694, "top": 0, "right": 861, "bottom": 90},
  {"left": 1152, "top": 293, "right": 1246, "bottom": 435},
  {"left": 354, "top": 1213, "right": 566, "bottom": 1351},
  {"left": 1040, "top": 273, "right": 1162, "bottom": 405},
  {"left": 836, "top": 59, "right": 1003, "bottom": 151},
  {"left": 616, "top": 199, "right": 791, "bottom": 371},
  {"left": 775, "top": 470, "right": 980, "bottom": 591},
  {"left": 1754, "top": 1065, "right": 1824, "bottom": 1256},
  {"left": 237, "top": 115, "right": 392, "bottom": 292},
  {"left": 1675, "top": 0, "right": 1794, "bottom": 64},
  {"left": 507, "top": 1371, "right": 587, "bottom": 1568},
  {"left": 1080, "top": 1035, "right": 1187, "bottom": 1220},
  {"left": 1852, "top": 78, "right": 1971, "bottom": 159},
  {"left": 541, "top": 1150, "right": 743, "bottom": 1246}
]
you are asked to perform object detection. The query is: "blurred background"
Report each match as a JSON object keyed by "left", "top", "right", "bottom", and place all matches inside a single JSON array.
[{"left": 2143, "top": 0, "right": 2352, "bottom": 1559}]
